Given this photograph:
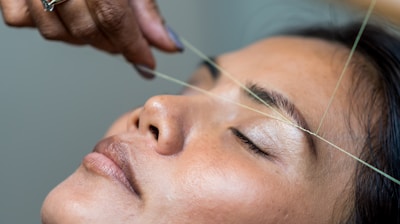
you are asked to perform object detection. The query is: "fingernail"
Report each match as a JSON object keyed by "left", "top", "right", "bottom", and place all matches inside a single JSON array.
[
  {"left": 134, "top": 64, "right": 155, "bottom": 79},
  {"left": 166, "top": 25, "right": 184, "bottom": 52}
]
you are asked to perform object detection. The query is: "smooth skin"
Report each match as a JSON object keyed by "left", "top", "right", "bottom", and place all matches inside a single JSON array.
[{"left": 41, "top": 36, "right": 362, "bottom": 223}]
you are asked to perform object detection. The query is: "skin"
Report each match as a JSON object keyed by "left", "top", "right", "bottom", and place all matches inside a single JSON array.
[{"left": 41, "top": 36, "right": 361, "bottom": 223}]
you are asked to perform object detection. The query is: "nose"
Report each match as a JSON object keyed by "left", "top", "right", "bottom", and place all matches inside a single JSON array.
[{"left": 130, "top": 95, "right": 187, "bottom": 155}]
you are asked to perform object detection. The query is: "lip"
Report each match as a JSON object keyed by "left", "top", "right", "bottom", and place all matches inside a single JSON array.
[{"left": 82, "top": 137, "right": 140, "bottom": 196}]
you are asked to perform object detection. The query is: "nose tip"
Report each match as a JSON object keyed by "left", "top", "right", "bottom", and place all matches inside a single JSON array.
[{"left": 130, "top": 95, "right": 185, "bottom": 155}]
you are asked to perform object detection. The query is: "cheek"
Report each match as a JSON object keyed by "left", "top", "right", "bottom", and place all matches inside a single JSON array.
[{"left": 169, "top": 154, "right": 294, "bottom": 223}]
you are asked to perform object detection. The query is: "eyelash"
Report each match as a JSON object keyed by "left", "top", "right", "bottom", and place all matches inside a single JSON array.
[{"left": 230, "top": 128, "right": 270, "bottom": 158}]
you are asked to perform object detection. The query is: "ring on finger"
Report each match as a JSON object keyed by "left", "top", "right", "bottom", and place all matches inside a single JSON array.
[{"left": 41, "top": 0, "right": 69, "bottom": 12}]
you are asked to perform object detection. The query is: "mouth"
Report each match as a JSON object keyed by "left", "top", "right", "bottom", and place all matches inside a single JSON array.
[{"left": 82, "top": 136, "right": 141, "bottom": 197}]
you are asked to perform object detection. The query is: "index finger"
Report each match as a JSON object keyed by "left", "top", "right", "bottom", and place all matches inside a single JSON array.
[{"left": 86, "top": 0, "right": 155, "bottom": 68}]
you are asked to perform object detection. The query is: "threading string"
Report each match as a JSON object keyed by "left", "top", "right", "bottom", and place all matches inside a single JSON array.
[
  {"left": 137, "top": 66, "right": 285, "bottom": 123},
  {"left": 137, "top": 65, "right": 400, "bottom": 186},
  {"left": 315, "top": 0, "right": 377, "bottom": 134},
  {"left": 181, "top": 38, "right": 292, "bottom": 124}
]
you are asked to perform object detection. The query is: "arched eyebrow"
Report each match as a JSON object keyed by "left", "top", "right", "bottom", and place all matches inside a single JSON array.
[
  {"left": 244, "top": 83, "right": 317, "bottom": 157},
  {"left": 199, "top": 58, "right": 316, "bottom": 156},
  {"left": 199, "top": 57, "right": 220, "bottom": 80}
]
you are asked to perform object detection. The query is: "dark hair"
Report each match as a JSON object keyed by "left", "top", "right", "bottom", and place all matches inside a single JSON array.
[{"left": 290, "top": 23, "right": 400, "bottom": 223}]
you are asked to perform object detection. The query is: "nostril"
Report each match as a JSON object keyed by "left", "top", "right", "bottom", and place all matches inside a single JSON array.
[
  {"left": 135, "top": 119, "right": 139, "bottom": 128},
  {"left": 149, "top": 125, "right": 159, "bottom": 140}
]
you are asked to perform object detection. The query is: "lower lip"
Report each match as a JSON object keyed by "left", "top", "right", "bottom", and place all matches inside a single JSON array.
[{"left": 83, "top": 152, "right": 134, "bottom": 192}]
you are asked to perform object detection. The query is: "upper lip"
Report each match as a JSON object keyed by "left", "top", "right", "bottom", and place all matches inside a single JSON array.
[{"left": 93, "top": 136, "right": 141, "bottom": 197}]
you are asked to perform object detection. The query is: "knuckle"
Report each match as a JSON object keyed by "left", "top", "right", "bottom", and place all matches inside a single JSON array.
[
  {"left": 39, "top": 26, "right": 65, "bottom": 40},
  {"left": 95, "top": 2, "right": 126, "bottom": 33},
  {"left": 69, "top": 23, "right": 97, "bottom": 40}
]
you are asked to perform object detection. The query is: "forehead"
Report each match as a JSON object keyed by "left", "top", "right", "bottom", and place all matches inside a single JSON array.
[
  {"left": 218, "top": 36, "right": 351, "bottom": 87},
  {"left": 216, "top": 36, "right": 353, "bottom": 131}
]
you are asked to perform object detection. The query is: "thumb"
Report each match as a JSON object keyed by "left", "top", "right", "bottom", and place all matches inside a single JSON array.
[{"left": 130, "top": 0, "right": 184, "bottom": 52}]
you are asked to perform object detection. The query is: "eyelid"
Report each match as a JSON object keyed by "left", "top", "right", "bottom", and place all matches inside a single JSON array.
[{"left": 230, "top": 128, "right": 270, "bottom": 158}]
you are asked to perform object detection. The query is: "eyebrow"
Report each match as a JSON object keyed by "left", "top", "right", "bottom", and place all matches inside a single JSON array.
[
  {"left": 200, "top": 59, "right": 317, "bottom": 156},
  {"left": 199, "top": 58, "right": 220, "bottom": 80},
  {"left": 244, "top": 83, "right": 317, "bottom": 157}
]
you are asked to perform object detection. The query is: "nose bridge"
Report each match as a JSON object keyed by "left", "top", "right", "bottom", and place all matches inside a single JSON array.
[
  {"left": 143, "top": 94, "right": 191, "bottom": 124},
  {"left": 138, "top": 94, "right": 203, "bottom": 155}
]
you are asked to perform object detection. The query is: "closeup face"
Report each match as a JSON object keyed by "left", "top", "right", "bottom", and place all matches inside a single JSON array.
[{"left": 41, "top": 36, "right": 362, "bottom": 224}]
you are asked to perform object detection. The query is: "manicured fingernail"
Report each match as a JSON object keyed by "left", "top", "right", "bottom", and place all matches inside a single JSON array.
[
  {"left": 166, "top": 25, "right": 184, "bottom": 52},
  {"left": 134, "top": 64, "right": 154, "bottom": 79}
]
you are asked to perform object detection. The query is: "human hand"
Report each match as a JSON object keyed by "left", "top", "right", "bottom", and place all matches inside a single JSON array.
[{"left": 0, "top": 0, "right": 183, "bottom": 78}]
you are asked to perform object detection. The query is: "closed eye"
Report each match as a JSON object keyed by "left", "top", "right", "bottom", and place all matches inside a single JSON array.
[{"left": 230, "top": 128, "right": 270, "bottom": 158}]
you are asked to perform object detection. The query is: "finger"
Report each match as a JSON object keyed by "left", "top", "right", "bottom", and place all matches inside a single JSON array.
[
  {"left": 1, "top": 0, "right": 34, "bottom": 26},
  {"left": 131, "top": 0, "right": 183, "bottom": 52},
  {"left": 27, "top": 0, "right": 83, "bottom": 44},
  {"left": 55, "top": 0, "right": 117, "bottom": 53},
  {"left": 86, "top": 0, "right": 155, "bottom": 68}
]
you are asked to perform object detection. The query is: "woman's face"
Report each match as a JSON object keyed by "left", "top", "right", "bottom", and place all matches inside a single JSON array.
[{"left": 42, "top": 36, "right": 360, "bottom": 223}]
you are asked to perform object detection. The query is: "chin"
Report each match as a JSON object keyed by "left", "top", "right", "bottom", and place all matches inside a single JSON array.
[{"left": 41, "top": 166, "right": 139, "bottom": 224}]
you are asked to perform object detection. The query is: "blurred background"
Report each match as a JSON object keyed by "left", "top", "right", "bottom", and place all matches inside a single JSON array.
[{"left": 0, "top": 0, "right": 393, "bottom": 223}]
